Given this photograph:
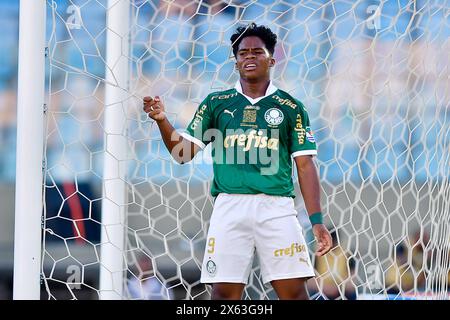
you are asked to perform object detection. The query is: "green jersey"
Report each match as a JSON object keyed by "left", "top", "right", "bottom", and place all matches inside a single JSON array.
[{"left": 182, "top": 81, "right": 317, "bottom": 197}]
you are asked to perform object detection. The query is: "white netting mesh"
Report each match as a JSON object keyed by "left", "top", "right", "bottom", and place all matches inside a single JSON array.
[{"left": 42, "top": 0, "right": 450, "bottom": 300}]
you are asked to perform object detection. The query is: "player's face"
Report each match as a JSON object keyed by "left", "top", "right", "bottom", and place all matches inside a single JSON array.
[{"left": 235, "top": 36, "right": 275, "bottom": 81}]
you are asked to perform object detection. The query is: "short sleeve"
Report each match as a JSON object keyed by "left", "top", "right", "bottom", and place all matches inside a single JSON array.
[
  {"left": 180, "top": 96, "right": 213, "bottom": 149},
  {"left": 289, "top": 102, "right": 317, "bottom": 157}
]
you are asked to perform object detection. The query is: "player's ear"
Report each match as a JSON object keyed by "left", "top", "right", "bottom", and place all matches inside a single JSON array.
[{"left": 269, "top": 57, "right": 275, "bottom": 67}]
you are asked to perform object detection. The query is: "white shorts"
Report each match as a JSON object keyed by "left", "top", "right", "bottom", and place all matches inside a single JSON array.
[{"left": 200, "top": 193, "right": 315, "bottom": 285}]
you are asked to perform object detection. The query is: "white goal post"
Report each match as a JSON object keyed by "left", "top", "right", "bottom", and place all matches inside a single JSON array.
[
  {"left": 14, "top": 0, "right": 449, "bottom": 300},
  {"left": 13, "top": 0, "right": 46, "bottom": 300}
]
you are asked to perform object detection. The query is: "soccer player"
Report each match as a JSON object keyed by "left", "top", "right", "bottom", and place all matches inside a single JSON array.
[{"left": 143, "top": 23, "right": 333, "bottom": 300}]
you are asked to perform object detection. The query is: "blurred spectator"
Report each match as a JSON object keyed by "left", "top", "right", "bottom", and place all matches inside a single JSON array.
[
  {"left": 0, "top": 77, "right": 17, "bottom": 181},
  {"left": 311, "top": 230, "right": 356, "bottom": 300},
  {"left": 411, "top": 230, "right": 431, "bottom": 291},
  {"left": 410, "top": 230, "right": 450, "bottom": 294},
  {"left": 385, "top": 242, "right": 415, "bottom": 294},
  {"left": 127, "top": 254, "right": 172, "bottom": 300}
]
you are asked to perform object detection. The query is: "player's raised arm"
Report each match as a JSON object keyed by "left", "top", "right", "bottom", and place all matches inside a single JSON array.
[{"left": 143, "top": 96, "right": 200, "bottom": 164}]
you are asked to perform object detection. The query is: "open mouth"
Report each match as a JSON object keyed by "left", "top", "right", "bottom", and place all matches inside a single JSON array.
[{"left": 244, "top": 63, "right": 257, "bottom": 71}]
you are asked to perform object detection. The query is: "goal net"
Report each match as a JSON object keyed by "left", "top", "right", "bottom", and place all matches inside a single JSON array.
[{"left": 41, "top": 0, "right": 449, "bottom": 300}]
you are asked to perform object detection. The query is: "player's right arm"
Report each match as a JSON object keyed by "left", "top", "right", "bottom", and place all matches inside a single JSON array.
[{"left": 143, "top": 96, "right": 200, "bottom": 164}]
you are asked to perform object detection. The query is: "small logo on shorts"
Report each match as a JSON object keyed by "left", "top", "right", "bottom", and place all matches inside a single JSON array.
[{"left": 206, "top": 259, "right": 217, "bottom": 277}]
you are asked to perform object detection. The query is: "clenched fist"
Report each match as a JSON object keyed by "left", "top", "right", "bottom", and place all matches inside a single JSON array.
[{"left": 143, "top": 95, "right": 166, "bottom": 123}]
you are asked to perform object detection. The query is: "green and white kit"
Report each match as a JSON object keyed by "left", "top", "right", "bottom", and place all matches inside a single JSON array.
[{"left": 182, "top": 82, "right": 317, "bottom": 285}]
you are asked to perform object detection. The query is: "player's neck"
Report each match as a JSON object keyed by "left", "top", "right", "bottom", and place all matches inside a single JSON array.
[{"left": 239, "top": 78, "right": 270, "bottom": 99}]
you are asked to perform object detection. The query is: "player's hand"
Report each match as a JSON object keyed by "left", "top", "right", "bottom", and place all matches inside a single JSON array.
[
  {"left": 143, "top": 95, "right": 166, "bottom": 123},
  {"left": 312, "top": 224, "right": 333, "bottom": 256}
]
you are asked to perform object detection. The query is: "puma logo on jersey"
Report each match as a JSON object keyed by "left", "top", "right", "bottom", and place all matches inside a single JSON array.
[
  {"left": 299, "top": 257, "right": 309, "bottom": 265},
  {"left": 224, "top": 109, "right": 237, "bottom": 118}
]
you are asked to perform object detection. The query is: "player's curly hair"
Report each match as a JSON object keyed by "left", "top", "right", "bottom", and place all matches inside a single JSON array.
[{"left": 230, "top": 23, "right": 277, "bottom": 57}]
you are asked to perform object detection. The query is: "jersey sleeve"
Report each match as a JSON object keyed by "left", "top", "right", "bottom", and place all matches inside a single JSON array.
[
  {"left": 180, "top": 96, "right": 213, "bottom": 149},
  {"left": 289, "top": 102, "right": 317, "bottom": 157}
]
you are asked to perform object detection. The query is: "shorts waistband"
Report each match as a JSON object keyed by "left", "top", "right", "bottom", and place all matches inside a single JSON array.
[{"left": 218, "top": 193, "right": 291, "bottom": 200}]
